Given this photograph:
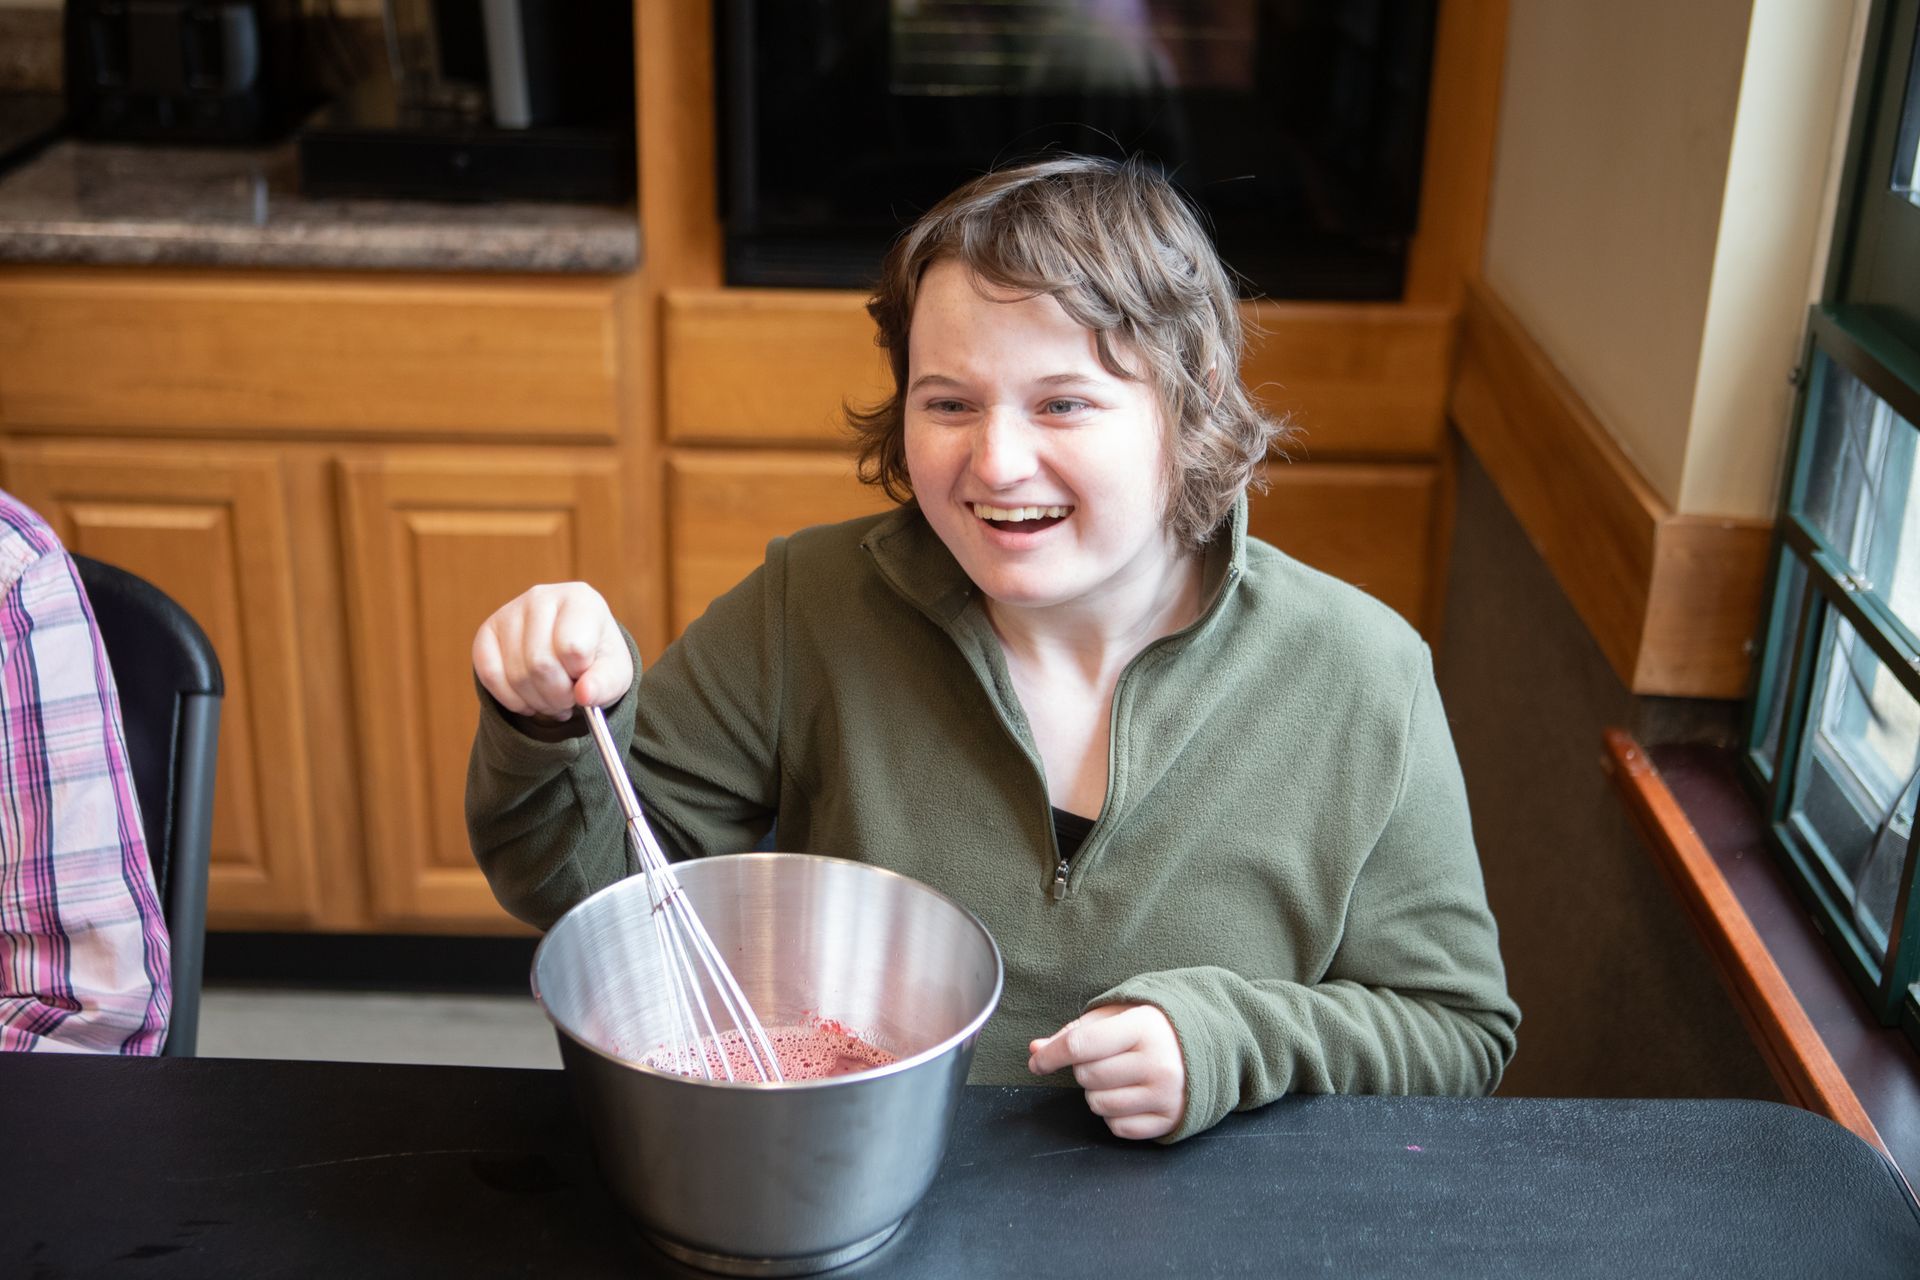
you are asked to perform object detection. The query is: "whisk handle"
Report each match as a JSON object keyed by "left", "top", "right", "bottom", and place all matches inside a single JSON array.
[{"left": 583, "top": 704, "right": 673, "bottom": 878}]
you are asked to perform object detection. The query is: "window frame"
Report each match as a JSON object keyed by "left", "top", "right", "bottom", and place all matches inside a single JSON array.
[
  {"left": 1746, "top": 0, "right": 1920, "bottom": 1045},
  {"left": 1747, "top": 316, "right": 1920, "bottom": 1033}
]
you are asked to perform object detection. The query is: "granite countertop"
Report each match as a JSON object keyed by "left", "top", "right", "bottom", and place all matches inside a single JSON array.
[{"left": 0, "top": 139, "right": 640, "bottom": 273}]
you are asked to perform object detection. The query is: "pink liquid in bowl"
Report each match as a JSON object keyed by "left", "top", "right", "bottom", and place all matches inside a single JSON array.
[{"left": 640, "top": 1017, "right": 897, "bottom": 1082}]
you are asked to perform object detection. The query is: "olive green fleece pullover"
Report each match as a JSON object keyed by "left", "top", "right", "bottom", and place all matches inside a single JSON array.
[{"left": 466, "top": 498, "right": 1519, "bottom": 1141}]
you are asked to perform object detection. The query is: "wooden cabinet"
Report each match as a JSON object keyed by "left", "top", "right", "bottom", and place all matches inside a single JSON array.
[
  {"left": 338, "top": 450, "right": 622, "bottom": 928},
  {"left": 0, "top": 440, "right": 325, "bottom": 926},
  {"left": 0, "top": 269, "right": 635, "bottom": 935},
  {"left": 665, "top": 451, "right": 894, "bottom": 632},
  {"left": 1248, "top": 464, "right": 1444, "bottom": 627}
]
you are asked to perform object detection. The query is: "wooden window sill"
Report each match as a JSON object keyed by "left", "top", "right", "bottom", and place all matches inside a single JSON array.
[{"left": 1603, "top": 729, "right": 1920, "bottom": 1196}]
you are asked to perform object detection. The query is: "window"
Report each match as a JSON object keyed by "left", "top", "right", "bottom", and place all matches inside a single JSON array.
[
  {"left": 1894, "top": 13, "right": 1920, "bottom": 205},
  {"left": 1746, "top": 0, "right": 1920, "bottom": 1047}
]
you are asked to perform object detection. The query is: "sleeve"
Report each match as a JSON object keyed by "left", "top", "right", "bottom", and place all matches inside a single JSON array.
[
  {"left": 0, "top": 549, "right": 171, "bottom": 1054},
  {"left": 465, "top": 548, "right": 788, "bottom": 931},
  {"left": 1091, "top": 647, "right": 1520, "bottom": 1141}
]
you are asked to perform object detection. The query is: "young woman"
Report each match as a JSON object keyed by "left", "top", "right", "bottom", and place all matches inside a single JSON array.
[{"left": 467, "top": 155, "right": 1518, "bottom": 1142}]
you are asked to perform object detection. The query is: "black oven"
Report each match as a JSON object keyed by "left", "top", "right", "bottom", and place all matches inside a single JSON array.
[{"left": 717, "top": 0, "right": 1437, "bottom": 299}]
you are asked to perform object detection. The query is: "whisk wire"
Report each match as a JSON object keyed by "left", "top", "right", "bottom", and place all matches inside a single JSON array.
[{"left": 583, "top": 705, "right": 784, "bottom": 1083}]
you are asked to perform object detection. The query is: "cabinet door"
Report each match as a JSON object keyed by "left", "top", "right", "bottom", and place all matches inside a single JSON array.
[
  {"left": 666, "top": 450, "right": 897, "bottom": 634},
  {"left": 338, "top": 449, "right": 622, "bottom": 929},
  {"left": 1247, "top": 463, "right": 1440, "bottom": 631},
  {"left": 0, "top": 441, "right": 324, "bottom": 925}
]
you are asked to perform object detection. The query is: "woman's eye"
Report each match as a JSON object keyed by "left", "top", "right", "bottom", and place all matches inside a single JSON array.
[
  {"left": 926, "top": 399, "right": 967, "bottom": 414},
  {"left": 1043, "top": 398, "right": 1088, "bottom": 415}
]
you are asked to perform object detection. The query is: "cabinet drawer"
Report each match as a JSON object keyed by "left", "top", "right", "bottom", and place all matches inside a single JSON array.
[
  {"left": 663, "top": 287, "right": 1452, "bottom": 456},
  {"left": 664, "top": 289, "right": 892, "bottom": 447},
  {"left": 0, "top": 268, "right": 630, "bottom": 441}
]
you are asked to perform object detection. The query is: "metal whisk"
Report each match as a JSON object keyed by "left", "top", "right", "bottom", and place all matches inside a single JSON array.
[{"left": 582, "top": 705, "right": 784, "bottom": 1083}]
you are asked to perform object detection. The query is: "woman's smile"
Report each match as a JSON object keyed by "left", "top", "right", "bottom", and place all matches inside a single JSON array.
[{"left": 971, "top": 502, "right": 1075, "bottom": 536}]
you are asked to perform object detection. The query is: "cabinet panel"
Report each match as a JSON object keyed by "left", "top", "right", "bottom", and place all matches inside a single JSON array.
[
  {"left": 666, "top": 450, "right": 895, "bottom": 633},
  {"left": 0, "top": 441, "right": 323, "bottom": 925},
  {"left": 339, "top": 449, "right": 622, "bottom": 929},
  {"left": 0, "top": 268, "right": 629, "bottom": 440},
  {"left": 1247, "top": 463, "right": 1439, "bottom": 630}
]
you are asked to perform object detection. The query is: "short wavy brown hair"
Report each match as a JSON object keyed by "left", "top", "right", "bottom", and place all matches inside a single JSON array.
[{"left": 848, "top": 153, "right": 1288, "bottom": 549}]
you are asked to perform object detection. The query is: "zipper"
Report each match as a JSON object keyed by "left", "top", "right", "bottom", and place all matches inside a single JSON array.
[{"left": 1051, "top": 856, "right": 1071, "bottom": 901}]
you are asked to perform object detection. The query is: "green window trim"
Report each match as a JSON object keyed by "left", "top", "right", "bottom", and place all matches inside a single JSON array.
[{"left": 1743, "top": 0, "right": 1920, "bottom": 1052}]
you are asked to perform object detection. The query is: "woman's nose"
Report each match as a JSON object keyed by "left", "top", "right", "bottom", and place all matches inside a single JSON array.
[{"left": 969, "top": 408, "right": 1040, "bottom": 488}]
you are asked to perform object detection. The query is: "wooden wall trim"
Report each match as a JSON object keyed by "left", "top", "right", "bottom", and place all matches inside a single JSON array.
[
  {"left": 1448, "top": 278, "right": 1770, "bottom": 697},
  {"left": 1601, "top": 729, "right": 1887, "bottom": 1154}
]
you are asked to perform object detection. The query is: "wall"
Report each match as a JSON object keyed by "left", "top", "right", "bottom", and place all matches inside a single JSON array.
[
  {"left": 1682, "top": 0, "right": 1866, "bottom": 515},
  {"left": 1481, "top": 0, "right": 1860, "bottom": 520}
]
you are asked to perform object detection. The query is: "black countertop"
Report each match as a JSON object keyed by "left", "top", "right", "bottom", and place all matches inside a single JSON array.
[{"left": 3, "top": 1054, "right": 1917, "bottom": 1277}]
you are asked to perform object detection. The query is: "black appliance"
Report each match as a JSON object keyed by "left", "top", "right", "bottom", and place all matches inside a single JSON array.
[
  {"left": 297, "top": 0, "right": 634, "bottom": 204},
  {"left": 64, "top": 0, "right": 310, "bottom": 143},
  {"left": 718, "top": 0, "right": 1437, "bottom": 300}
]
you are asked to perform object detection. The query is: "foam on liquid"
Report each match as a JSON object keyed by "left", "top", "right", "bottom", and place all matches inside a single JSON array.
[{"left": 640, "top": 1020, "right": 896, "bottom": 1082}]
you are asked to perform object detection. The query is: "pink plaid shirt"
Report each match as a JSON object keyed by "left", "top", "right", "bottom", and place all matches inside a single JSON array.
[{"left": 0, "top": 491, "right": 170, "bottom": 1053}]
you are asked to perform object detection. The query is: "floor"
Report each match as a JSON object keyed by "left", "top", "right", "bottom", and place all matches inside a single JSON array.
[{"left": 196, "top": 984, "right": 562, "bottom": 1069}]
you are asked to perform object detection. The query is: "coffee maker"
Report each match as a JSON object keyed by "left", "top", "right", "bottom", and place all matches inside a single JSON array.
[
  {"left": 297, "top": 0, "right": 634, "bottom": 203},
  {"left": 64, "top": 0, "right": 312, "bottom": 143}
]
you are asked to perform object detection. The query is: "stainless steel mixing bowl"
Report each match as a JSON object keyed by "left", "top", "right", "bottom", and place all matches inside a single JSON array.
[{"left": 531, "top": 853, "right": 1003, "bottom": 1276}]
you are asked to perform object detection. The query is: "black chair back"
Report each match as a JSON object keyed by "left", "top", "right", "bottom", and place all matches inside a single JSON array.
[{"left": 72, "top": 555, "right": 223, "bottom": 1058}]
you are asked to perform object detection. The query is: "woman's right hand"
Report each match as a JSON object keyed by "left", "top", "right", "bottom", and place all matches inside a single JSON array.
[{"left": 472, "top": 582, "right": 634, "bottom": 721}]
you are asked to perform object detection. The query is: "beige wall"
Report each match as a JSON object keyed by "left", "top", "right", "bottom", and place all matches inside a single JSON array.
[
  {"left": 1483, "top": 0, "right": 1751, "bottom": 512},
  {"left": 1682, "top": 0, "right": 1865, "bottom": 515},
  {"left": 1482, "top": 0, "right": 1862, "bottom": 519}
]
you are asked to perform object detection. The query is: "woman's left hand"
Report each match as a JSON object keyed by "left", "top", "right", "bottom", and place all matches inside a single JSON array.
[{"left": 1027, "top": 1003, "right": 1185, "bottom": 1140}]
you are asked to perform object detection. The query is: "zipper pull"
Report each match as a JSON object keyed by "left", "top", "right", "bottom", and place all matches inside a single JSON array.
[{"left": 1051, "top": 858, "right": 1070, "bottom": 901}]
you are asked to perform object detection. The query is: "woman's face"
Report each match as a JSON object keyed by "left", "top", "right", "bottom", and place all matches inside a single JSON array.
[{"left": 903, "top": 260, "right": 1187, "bottom": 620}]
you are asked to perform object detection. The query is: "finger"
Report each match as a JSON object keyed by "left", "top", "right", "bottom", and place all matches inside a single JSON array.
[
  {"left": 490, "top": 602, "right": 549, "bottom": 713},
  {"left": 506, "top": 590, "right": 578, "bottom": 715},
  {"left": 1027, "top": 1006, "right": 1136, "bottom": 1075},
  {"left": 578, "top": 618, "right": 635, "bottom": 708},
  {"left": 549, "top": 587, "right": 606, "bottom": 681},
  {"left": 1083, "top": 1084, "right": 1161, "bottom": 1119},
  {"left": 472, "top": 624, "right": 533, "bottom": 715},
  {"left": 1070, "top": 1051, "right": 1150, "bottom": 1093},
  {"left": 1103, "top": 1112, "right": 1177, "bottom": 1142}
]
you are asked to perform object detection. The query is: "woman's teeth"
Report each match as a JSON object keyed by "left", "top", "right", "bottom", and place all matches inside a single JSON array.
[{"left": 971, "top": 503, "right": 1071, "bottom": 522}]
